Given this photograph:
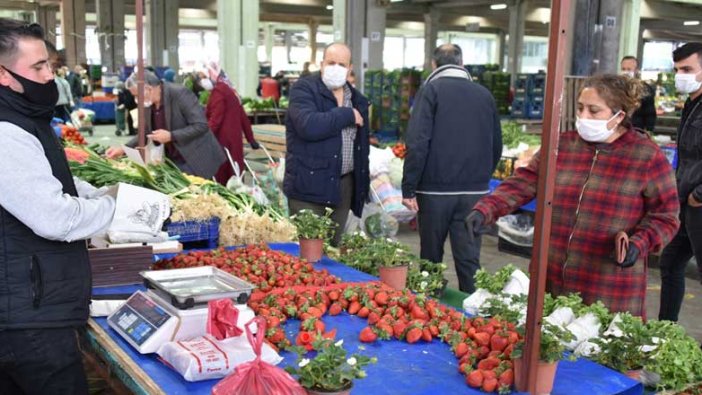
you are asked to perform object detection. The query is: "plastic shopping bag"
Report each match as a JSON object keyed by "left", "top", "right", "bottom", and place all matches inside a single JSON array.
[
  {"left": 211, "top": 317, "right": 306, "bottom": 395},
  {"left": 207, "top": 299, "right": 243, "bottom": 340}
]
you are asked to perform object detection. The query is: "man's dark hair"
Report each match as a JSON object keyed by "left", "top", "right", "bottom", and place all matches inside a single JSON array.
[
  {"left": 673, "top": 42, "right": 702, "bottom": 65},
  {"left": 621, "top": 55, "right": 638, "bottom": 68},
  {"left": 433, "top": 44, "right": 463, "bottom": 67},
  {"left": 0, "top": 19, "right": 45, "bottom": 65}
]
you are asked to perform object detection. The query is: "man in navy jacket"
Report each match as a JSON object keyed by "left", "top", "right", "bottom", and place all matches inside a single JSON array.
[
  {"left": 402, "top": 44, "right": 502, "bottom": 293},
  {"left": 284, "top": 43, "right": 370, "bottom": 245}
]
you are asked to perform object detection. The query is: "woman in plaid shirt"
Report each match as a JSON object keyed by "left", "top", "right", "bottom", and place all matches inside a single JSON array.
[{"left": 466, "top": 74, "right": 680, "bottom": 317}]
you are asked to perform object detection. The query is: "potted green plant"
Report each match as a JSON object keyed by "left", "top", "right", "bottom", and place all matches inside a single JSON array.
[
  {"left": 291, "top": 208, "right": 335, "bottom": 263},
  {"left": 592, "top": 313, "right": 652, "bottom": 379},
  {"left": 372, "top": 239, "right": 412, "bottom": 290},
  {"left": 512, "top": 323, "right": 575, "bottom": 394},
  {"left": 285, "top": 337, "right": 377, "bottom": 395}
]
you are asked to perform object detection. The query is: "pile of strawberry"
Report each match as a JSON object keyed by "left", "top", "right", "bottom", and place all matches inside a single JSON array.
[
  {"left": 249, "top": 282, "right": 522, "bottom": 393},
  {"left": 153, "top": 245, "right": 340, "bottom": 292}
]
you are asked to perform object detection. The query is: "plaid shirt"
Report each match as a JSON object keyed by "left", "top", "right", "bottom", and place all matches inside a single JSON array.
[
  {"left": 474, "top": 130, "right": 680, "bottom": 317},
  {"left": 340, "top": 85, "right": 356, "bottom": 175}
]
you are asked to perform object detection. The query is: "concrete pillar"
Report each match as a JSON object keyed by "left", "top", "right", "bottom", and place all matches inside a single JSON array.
[
  {"left": 218, "top": 0, "right": 259, "bottom": 98},
  {"left": 497, "top": 30, "right": 507, "bottom": 69},
  {"left": 37, "top": 6, "right": 58, "bottom": 45},
  {"left": 507, "top": 0, "right": 526, "bottom": 84},
  {"left": 333, "top": 0, "right": 346, "bottom": 43},
  {"left": 96, "top": 0, "right": 125, "bottom": 73},
  {"left": 146, "top": 0, "right": 179, "bottom": 69},
  {"left": 423, "top": 7, "right": 440, "bottom": 71},
  {"left": 309, "top": 19, "right": 319, "bottom": 64},
  {"left": 618, "top": 0, "right": 641, "bottom": 63},
  {"left": 345, "top": 0, "right": 365, "bottom": 80},
  {"left": 60, "top": 0, "right": 86, "bottom": 67},
  {"left": 365, "top": 0, "right": 386, "bottom": 71},
  {"left": 264, "top": 23, "right": 275, "bottom": 63},
  {"left": 598, "top": 0, "right": 625, "bottom": 74}
]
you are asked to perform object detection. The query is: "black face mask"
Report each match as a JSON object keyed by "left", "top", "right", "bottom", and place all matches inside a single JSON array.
[{"left": 2, "top": 66, "right": 58, "bottom": 108}]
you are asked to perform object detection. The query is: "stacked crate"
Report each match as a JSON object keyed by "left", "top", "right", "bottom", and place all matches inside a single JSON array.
[
  {"left": 481, "top": 71, "right": 512, "bottom": 116},
  {"left": 512, "top": 72, "right": 546, "bottom": 120},
  {"left": 365, "top": 69, "right": 421, "bottom": 141}
]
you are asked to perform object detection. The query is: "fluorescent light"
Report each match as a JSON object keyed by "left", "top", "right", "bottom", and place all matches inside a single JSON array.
[
  {"left": 684, "top": 20, "right": 700, "bottom": 26},
  {"left": 490, "top": 3, "right": 508, "bottom": 10},
  {"left": 390, "top": 0, "right": 404, "bottom": 2},
  {"left": 326, "top": 5, "right": 333, "bottom": 10}
]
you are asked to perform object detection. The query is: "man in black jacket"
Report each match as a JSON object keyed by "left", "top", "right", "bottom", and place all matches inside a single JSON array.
[
  {"left": 402, "top": 44, "right": 502, "bottom": 293},
  {"left": 658, "top": 42, "right": 702, "bottom": 322},
  {"left": 620, "top": 56, "right": 657, "bottom": 132}
]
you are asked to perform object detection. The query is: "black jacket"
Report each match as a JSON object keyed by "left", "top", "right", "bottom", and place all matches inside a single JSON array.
[
  {"left": 631, "top": 82, "right": 657, "bottom": 132},
  {"left": 284, "top": 75, "right": 370, "bottom": 217},
  {"left": 402, "top": 65, "right": 503, "bottom": 197},
  {"left": 676, "top": 94, "right": 702, "bottom": 203},
  {"left": 0, "top": 88, "right": 91, "bottom": 329}
]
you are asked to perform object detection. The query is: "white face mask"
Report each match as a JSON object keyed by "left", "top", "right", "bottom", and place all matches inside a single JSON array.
[
  {"left": 620, "top": 71, "right": 635, "bottom": 79},
  {"left": 576, "top": 110, "right": 623, "bottom": 143},
  {"left": 675, "top": 71, "right": 702, "bottom": 94},
  {"left": 200, "top": 78, "right": 214, "bottom": 91},
  {"left": 322, "top": 64, "right": 348, "bottom": 90}
]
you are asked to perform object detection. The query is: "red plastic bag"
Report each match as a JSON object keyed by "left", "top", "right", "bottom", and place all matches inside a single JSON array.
[
  {"left": 207, "top": 299, "right": 243, "bottom": 340},
  {"left": 211, "top": 317, "right": 306, "bottom": 395}
]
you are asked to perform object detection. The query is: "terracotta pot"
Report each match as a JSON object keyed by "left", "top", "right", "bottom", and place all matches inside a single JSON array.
[
  {"left": 299, "top": 238, "right": 324, "bottom": 262},
  {"left": 513, "top": 358, "right": 559, "bottom": 395},
  {"left": 306, "top": 381, "right": 353, "bottom": 395},
  {"left": 378, "top": 264, "right": 408, "bottom": 290}
]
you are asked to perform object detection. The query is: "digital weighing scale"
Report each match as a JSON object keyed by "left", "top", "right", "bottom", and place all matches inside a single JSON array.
[{"left": 107, "top": 266, "right": 256, "bottom": 354}]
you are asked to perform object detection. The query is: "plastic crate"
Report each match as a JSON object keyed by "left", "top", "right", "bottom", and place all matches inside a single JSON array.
[
  {"left": 166, "top": 218, "right": 220, "bottom": 249},
  {"left": 660, "top": 144, "right": 678, "bottom": 169}
]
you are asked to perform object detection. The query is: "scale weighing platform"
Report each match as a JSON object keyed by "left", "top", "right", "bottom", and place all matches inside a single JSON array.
[{"left": 107, "top": 266, "right": 255, "bottom": 354}]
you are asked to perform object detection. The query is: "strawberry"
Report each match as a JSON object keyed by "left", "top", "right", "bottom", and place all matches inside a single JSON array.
[
  {"left": 507, "top": 331, "right": 520, "bottom": 344},
  {"left": 422, "top": 328, "right": 433, "bottom": 342},
  {"left": 348, "top": 301, "right": 361, "bottom": 315},
  {"left": 411, "top": 305, "right": 428, "bottom": 320},
  {"left": 328, "top": 290, "right": 340, "bottom": 301},
  {"left": 474, "top": 332, "right": 491, "bottom": 347},
  {"left": 491, "top": 334, "right": 509, "bottom": 352},
  {"left": 328, "top": 302, "right": 343, "bottom": 316},
  {"left": 368, "top": 311, "right": 381, "bottom": 325},
  {"left": 482, "top": 377, "right": 498, "bottom": 392},
  {"left": 359, "top": 326, "right": 377, "bottom": 343},
  {"left": 498, "top": 368, "right": 514, "bottom": 386},
  {"left": 266, "top": 327, "right": 285, "bottom": 344},
  {"left": 482, "top": 369, "right": 497, "bottom": 381},
  {"left": 358, "top": 306, "right": 370, "bottom": 318},
  {"left": 478, "top": 325, "right": 496, "bottom": 336},
  {"left": 466, "top": 369, "right": 484, "bottom": 388},
  {"left": 374, "top": 291, "right": 389, "bottom": 306},
  {"left": 477, "top": 357, "right": 501, "bottom": 371},
  {"left": 454, "top": 342, "right": 469, "bottom": 358},
  {"left": 406, "top": 327, "right": 422, "bottom": 344},
  {"left": 392, "top": 321, "right": 407, "bottom": 340}
]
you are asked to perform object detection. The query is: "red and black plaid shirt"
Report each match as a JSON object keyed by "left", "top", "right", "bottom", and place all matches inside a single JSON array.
[{"left": 474, "top": 130, "right": 680, "bottom": 316}]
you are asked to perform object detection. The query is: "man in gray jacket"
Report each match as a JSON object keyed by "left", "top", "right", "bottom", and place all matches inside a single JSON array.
[{"left": 106, "top": 71, "right": 225, "bottom": 179}]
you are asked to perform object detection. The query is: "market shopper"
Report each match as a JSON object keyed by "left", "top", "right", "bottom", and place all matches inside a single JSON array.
[
  {"left": 0, "top": 19, "right": 116, "bottom": 394},
  {"left": 54, "top": 66, "right": 73, "bottom": 122},
  {"left": 106, "top": 70, "right": 226, "bottom": 179},
  {"left": 620, "top": 55, "right": 657, "bottom": 132},
  {"left": 466, "top": 74, "right": 680, "bottom": 316},
  {"left": 401, "top": 43, "right": 503, "bottom": 294},
  {"left": 204, "top": 63, "right": 260, "bottom": 185},
  {"left": 658, "top": 42, "right": 702, "bottom": 322},
  {"left": 284, "top": 43, "right": 370, "bottom": 246}
]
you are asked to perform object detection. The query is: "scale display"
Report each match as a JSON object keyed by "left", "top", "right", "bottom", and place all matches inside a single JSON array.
[{"left": 108, "top": 292, "right": 172, "bottom": 346}]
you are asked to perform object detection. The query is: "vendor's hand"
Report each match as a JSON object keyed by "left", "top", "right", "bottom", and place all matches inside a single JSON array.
[
  {"left": 465, "top": 211, "right": 489, "bottom": 245},
  {"left": 353, "top": 109, "right": 364, "bottom": 127},
  {"left": 688, "top": 193, "right": 702, "bottom": 208},
  {"left": 105, "top": 146, "right": 125, "bottom": 159},
  {"left": 402, "top": 197, "right": 418, "bottom": 212},
  {"left": 250, "top": 140, "right": 261, "bottom": 150},
  {"left": 618, "top": 244, "right": 640, "bottom": 268},
  {"left": 149, "top": 129, "right": 172, "bottom": 144}
]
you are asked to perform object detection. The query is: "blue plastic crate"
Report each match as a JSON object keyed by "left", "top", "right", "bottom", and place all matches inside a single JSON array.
[
  {"left": 166, "top": 218, "right": 220, "bottom": 249},
  {"left": 660, "top": 145, "right": 678, "bottom": 169},
  {"left": 527, "top": 103, "right": 543, "bottom": 119}
]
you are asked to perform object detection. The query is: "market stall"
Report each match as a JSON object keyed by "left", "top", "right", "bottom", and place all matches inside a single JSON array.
[{"left": 85, "top": 243, "right": 645, "bottom": 395}]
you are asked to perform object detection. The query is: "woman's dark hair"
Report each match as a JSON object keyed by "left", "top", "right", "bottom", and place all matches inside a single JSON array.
[{"left": 580, "top": 74, "right": 645, "bottom": 127}]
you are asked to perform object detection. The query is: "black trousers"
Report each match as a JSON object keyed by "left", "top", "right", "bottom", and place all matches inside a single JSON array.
[
  {"left": 658, "top": 204, "right": 702, "bottom": 321},
  {"left": 288, "top": 173, "right": 354, "bottom": 247},
  {"left": 0, "top": 327, "right": 88, "bottom": 395},
  {"left": 417, "top": 193, "right": 484, "bottom": 294}
]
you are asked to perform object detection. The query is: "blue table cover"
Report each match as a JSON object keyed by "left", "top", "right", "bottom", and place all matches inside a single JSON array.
[
  {"left": 489, "top": 179, "right": 537, "bottom": 212},
  {"left": 79, "top": 99, "right": 115, "bottom": 122},
  {"left": 92, "top": 243, "right": 642, "bottom": 395}
]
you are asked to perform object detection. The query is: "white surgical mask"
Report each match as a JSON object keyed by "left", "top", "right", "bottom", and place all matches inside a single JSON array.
[
  {"left": 576, "top": 110, "right": 622, "bottom": 143},
  {"left": 620, "top": 71, "right": 635, "bottom": 79},
  {"left": 200, "top": 78, "right": 214, "bottom": 91},
  {"left": 322, "top": 64, "right": 348, "bottom": 90},
  {"left": 675, "top": 71, "right": 702, "bottom": 94}
]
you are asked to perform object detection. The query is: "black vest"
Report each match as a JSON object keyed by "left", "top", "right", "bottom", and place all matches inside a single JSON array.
[{"left": 0, "top": 102, "right": 92, "bottom": 329}]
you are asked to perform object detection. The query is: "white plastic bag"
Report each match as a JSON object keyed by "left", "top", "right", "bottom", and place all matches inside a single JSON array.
[
  {"left": 368, "top": 146, "right": 395, "bottom": 177},
  {"left": 563, "top": 312, "right": 601, "bottom": 350},
  {"left": 602, "top": 313, "right": 624, "bottom": 338},
  {"left": 502, "top": 269, "right": 530, "bottom": 295},
  {"left": 157, "top": 334, "right": 283, "bottom": 382},
  {"left": 544, "top": 307, "right": 576, "bottom": 328},
  {"left": 496, "top": 214, "right": 534, "bottom": 247},
  {"left": 573, "top": 340, "right": 601, "bottom": 357},
  {"left": 462, "top": 288, "right": 494, "bottom": 316},
  {"left": 107, "top": 183, "right": 171, "bottom": 237}
]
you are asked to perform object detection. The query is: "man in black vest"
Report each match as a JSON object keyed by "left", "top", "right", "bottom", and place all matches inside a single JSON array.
[{"left": 0, "top": 19, "right": 116, "bottom": 394}]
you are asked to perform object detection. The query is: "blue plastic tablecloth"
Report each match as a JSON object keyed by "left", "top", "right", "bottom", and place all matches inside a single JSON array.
[
  {"left": 489, "top": 179, "right": 537, "bottom": 212},
  {"left": 79, "top": 100, "right": 115, "bottom": 122},
  {"left": 92, "top": 243, "right": 642, "bottom": 395}
]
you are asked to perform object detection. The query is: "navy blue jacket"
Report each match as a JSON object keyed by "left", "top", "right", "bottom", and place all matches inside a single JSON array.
[
  {"left": 284, "top": 75, "right": 370, "bottom": 217},
  {"left": 402, "top": 67, "right": 502, "bottom": 197}
]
